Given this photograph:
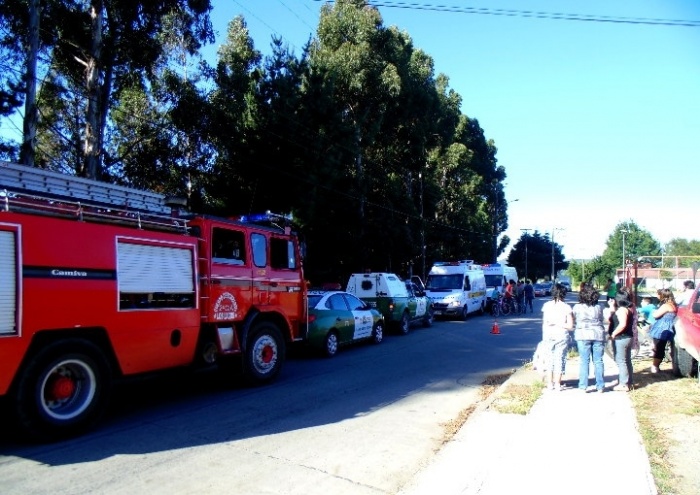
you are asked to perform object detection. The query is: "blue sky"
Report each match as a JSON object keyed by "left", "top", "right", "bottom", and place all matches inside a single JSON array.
[{"left": 210, "top": 0, "right": 700, "bottom": 261}]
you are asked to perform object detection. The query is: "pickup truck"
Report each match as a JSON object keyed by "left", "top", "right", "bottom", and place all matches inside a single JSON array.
[
  {"left": 346, "top": 272, "right": 433, "bottom": 335},
  {"left": 673, "top": 286, "right": 700, "bottom": 380}
]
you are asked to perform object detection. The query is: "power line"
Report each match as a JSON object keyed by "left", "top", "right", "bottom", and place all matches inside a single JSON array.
[{"left": 313, "top": 0, "right": 700, "bottom": 27}]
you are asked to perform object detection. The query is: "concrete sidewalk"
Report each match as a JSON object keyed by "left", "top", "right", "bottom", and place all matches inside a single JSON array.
[{"left": 399, "top": 352, "right": 658, "bottom": 495}]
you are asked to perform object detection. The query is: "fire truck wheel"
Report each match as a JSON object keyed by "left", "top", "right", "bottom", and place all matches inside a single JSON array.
[
  {"left": 323, "top": 331, "right": 339, "bottom": 357},
  {"left": 13, "top": 339, "right": 111, "bottom": 440},
  {"left": 244, "top": 322, "right": 285, "bottom": 385}
]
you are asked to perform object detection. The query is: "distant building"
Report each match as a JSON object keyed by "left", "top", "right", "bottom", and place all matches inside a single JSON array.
[{"left": 617, "top": 265, "right": 697, "bottom": 291}]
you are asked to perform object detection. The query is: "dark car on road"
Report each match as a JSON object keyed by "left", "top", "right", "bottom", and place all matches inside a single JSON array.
[{"left": 534, "top": 283, "right": 548, "bottom": 297}]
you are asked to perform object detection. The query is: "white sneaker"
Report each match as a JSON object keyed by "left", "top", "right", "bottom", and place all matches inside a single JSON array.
[{"left": 650, "top": 365, "right": 659, "bottom": 373}]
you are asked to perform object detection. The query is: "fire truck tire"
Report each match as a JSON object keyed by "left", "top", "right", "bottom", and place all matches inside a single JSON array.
[
  {"left": 244, "top": 322, "right": 285, "bottom": 385},
  {"left": 13, "top": 339, "right": 111, "bottom": 440}
]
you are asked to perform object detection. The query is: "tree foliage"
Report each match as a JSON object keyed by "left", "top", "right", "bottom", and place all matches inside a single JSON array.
[
  {"left": 507, "top": 230, "right": 567, "bottom": 282},
  {"left": 1, "top": 0, "right": 213, "bottom": 177}
]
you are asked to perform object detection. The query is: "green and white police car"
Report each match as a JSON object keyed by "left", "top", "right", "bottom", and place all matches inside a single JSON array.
[{"left": 346, "top": 272, "right": 433, "bottom": 335}]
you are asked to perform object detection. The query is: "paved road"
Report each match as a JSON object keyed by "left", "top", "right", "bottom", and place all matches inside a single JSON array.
[{"left": 0, "top": 299, "right": 551, "bottom": 495}]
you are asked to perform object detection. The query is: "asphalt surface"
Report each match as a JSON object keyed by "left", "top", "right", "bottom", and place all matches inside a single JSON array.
[{"left": 398, "top": 351, "right": 658, "bottom": 495}]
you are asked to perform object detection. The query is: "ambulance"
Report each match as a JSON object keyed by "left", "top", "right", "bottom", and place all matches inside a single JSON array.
[
  {"left": 425, "top": 260, "right": 486, "bottom": 320},
  {"left": 482, "top": 263, "right": 519, "bottom": 295}
]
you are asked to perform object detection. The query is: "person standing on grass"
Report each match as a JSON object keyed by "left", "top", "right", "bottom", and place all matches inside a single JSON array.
[
  {"left": 541, "top": 283, "right": 574, "bottom": 391},
  {"left": 676, "top": 280, "right": 695, "bottom": 307},
  {"left": 606, "top": 288, "right": 635, "bottom": 391},
  {"left": 649, "top": 288, "right": 678, "bottom": 373},
  {"left": 604, "top": 278, "right": 617, "bottom": 301},
  {"left": 572, "top": 284, "right": 607, "bottom": 392}
]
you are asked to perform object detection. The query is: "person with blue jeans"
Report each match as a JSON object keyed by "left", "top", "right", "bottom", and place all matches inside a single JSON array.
[
  {"left": 541, "top": 283, "right": 574, "bottom": 391},
  {"left": 606, "top": 288, "right": 636, "bottom": 391},
  {"left": 572, "top": 284, "right": 607, "bottom": 392}
]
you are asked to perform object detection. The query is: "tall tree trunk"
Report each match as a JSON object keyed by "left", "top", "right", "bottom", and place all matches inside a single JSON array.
[
  {"left": 354, "top": 124, "right": 368, "bottom": 268},
  {"left": 20, "top": 0, "right": 40, "bottom": 167},
  {"left": 83, "top": 0, "right": 103, "bottom": 179}
]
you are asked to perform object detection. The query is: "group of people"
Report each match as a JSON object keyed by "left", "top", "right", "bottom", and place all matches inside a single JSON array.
[
  {"left": 488, "top": 279, "right": 536, "bottom": 314},
  {"left": 536, "top": 279, "right": 691, "bottom": 392}
]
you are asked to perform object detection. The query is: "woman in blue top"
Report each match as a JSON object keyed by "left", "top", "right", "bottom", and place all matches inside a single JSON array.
[
  {"left": 649, "top": 288, "right": 678, "bottom": 373},
  {"left": 572, "top": 284, "right": 607, "bottom": 392}
]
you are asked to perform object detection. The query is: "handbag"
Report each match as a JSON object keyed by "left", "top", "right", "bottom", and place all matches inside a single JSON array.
[{"left": 649, "top": 314, "right": 675, "bottom": 340}]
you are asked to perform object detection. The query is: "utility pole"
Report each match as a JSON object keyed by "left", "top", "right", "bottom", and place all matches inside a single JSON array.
[
  {"left": 621, "top": 228, "right": 629, "bottom": 280},
  {"left": 419, "top": 171, "right": 425, "bottom": 281},
  {"left": 491, "top": 180, "right": 499, "bottom": 263},
  {"left": 520, "top": 228, "right": 532, "bottom": 281},
  {"left": 551, "top": 227, "right": 564, "bottom": 282}
]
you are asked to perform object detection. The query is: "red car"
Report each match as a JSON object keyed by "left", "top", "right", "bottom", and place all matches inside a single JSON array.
[{"left": 673, "top": 286, "right": 700, "bottom": 380}]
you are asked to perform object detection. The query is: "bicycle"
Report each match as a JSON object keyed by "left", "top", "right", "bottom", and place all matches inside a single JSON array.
[{"left": 490, "top": 295, "right": 511, "bottom": 317}]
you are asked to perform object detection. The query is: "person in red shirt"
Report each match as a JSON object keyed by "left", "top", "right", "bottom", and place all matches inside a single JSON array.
[
  {"left": 504, "top": 280, "right": 515, "bottom": 299},
  {"left": 504, "top": 279, "right": 516, "bottom": 312}
]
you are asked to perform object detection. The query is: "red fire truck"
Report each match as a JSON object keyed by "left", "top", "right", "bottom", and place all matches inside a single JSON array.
[{"left": 0, "top": 161, "right": 307, "bottom": 440}]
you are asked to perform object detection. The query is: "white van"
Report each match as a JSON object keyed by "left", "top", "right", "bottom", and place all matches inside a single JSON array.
[
  {"left": 425, "top": 260, "right": 486, "bottom": 320},
  {"left": 482, "top": 263, "right": 519, "bottom": 295}
]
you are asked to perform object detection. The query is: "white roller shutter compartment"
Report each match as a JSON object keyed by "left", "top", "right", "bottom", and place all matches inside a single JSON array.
[
  {"left": 117, "top": 242, "right": 194, "bottom": 294},
  {"left": 0, "top": 230, "right": 17, "bottom": 334}
]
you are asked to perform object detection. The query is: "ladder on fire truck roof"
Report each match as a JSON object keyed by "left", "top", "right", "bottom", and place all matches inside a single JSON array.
[{"left": 0, "top": 161, "right": 188, "bottom": 232}]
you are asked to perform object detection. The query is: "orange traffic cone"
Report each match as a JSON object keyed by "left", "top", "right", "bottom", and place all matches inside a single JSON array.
[{"left": 491, "top": 320, "right": 501, "bottom": 335}]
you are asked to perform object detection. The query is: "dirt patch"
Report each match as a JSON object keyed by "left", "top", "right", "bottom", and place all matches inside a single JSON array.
[
  {"left": 490, "top": 382, "right": 543, "bottom": 415},
  {"left": 631, "top": 356, "right": 700, "bottom": 495},
  {"left": 439, "top": 372, "right": 512, "bottom": 446}
]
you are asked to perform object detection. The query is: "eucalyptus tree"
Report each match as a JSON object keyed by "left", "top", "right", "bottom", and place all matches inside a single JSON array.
[
  {"left": 106, "top": 5, "right": 215, "bottom": 198},
  {"left": 0, "top": 0, "right": 51, "bottom": 162},
  {"left": 1, "top": 0, "right": 213, "bottom": 178},
  {"left": 199, "top": 15, "right": 264, "bottom": 215},
  {"left": 309, "top": 0, "right": 403, "bottom": 269}
]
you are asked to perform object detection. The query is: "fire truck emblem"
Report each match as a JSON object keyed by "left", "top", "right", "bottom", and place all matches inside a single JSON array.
[{"left": 213, "top": 292, "right": 238, "bottom": 320}]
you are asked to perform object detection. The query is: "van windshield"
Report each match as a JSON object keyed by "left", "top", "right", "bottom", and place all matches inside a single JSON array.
[
  {"left": 426, "top": 274, "right": 462, "bottom": 290},
  {"left": 484, "top": 275, "right": 503, "bottom": 287}
]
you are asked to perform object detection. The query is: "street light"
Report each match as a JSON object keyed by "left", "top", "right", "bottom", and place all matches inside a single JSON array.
[
  {"left": 551, "top": 227, "right": 564, "bottom": 281},
  {"left": 419, "top": 171, "right": 425, "bottom": 280},
  {"left": 520, "top": 228, "right": 532, "bottom": 281},
  {"left": 491, "top": 180, "right": 499, "bottom": 263},
  {"left": 621, "top": 229, "right": 629, "bottom": 285},
  {"left": 490, "top": 178, "right": 517, "bottom": 262}
]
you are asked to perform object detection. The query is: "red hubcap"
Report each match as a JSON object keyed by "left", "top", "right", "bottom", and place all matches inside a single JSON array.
[
  {"left": 48, "top": 375, "right": 76, "bottom": 401},
  {"left": 261, "top": 345, "right": 274, "bottom": 364}
]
